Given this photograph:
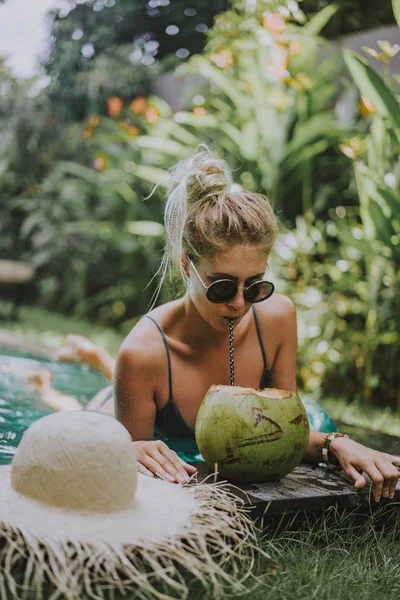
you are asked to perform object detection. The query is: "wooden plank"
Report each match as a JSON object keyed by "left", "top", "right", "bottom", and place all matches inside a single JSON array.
[
  {"left": 191, "top": 460, "right": 400, "bottom": 516},
  {"left": 0, "top": 260, "right": 34, "bottom": 284}
]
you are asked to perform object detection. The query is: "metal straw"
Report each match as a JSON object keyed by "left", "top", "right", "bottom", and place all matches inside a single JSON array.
[{"left": 229, "top": 319, "right": 235, "bottom": 386}]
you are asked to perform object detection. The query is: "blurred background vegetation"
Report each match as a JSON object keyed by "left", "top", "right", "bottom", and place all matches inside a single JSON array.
[{"left": 1, "top": 0, "right": 399, "bottom": 412}]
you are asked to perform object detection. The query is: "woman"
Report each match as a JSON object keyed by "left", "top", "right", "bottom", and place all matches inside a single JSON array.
[{"left": 63, "top": 149, "right": 400, "bottom": 502}]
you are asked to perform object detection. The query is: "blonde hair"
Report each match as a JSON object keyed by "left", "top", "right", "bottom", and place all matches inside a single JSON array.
[{"left": 149, "top": 146, "right": 278, "bottom": 307}]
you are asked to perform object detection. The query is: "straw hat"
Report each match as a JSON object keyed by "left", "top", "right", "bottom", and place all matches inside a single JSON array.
[{"left": 0, "top": 411, "right": 263, "bottom": 600}]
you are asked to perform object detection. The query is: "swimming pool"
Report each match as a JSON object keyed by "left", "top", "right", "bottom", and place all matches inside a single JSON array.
[{"left": 0, "top": 344, "right": 109, "bottom": 465}]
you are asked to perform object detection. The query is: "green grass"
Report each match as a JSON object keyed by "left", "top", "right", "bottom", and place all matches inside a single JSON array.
[
  {"left": 187, "top": 503, "right": 400, "bottom": 600},
  {"left": 251, "top": 503, "right": 400, "bottom": 600},
  {"left": 0, "top": 302, "right": 125, "bottom": 356}
]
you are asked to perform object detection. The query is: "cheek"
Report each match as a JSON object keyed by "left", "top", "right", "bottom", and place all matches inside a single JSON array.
[
  {"left": 189, "top": 284, "right": 218, "bottom": 319},
  {"left": 191, "top": 287, "right": 210, "bottom": 313}
]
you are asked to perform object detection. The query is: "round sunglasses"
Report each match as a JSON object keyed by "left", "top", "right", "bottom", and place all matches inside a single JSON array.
[{"left": 187, "top": 256, "right": 275, "bottom": 304}]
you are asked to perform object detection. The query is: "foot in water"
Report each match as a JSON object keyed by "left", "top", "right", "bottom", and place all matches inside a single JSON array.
[
  {"left": 2, "top": 364, "right": 83, "bottom": 412},
  {"left": 26, "top": 367, "right": 83, "bottom": 412},
  {"left": 55, "top": 335, "right": 115, "bottom": 381}
]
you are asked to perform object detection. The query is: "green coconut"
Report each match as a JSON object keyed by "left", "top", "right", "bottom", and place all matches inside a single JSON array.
[{"left": 195, "top": 385, "right": 310, "bottom": 483}]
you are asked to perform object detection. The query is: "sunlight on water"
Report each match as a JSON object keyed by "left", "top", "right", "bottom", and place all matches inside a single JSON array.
[{"left": 0, "top": 346, "right": 109, "bottom": 464}]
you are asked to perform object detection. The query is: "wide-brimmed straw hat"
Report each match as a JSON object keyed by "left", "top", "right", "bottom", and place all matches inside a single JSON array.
[{"left": 0, "top": 411, "right": 263, "bottom": 600}]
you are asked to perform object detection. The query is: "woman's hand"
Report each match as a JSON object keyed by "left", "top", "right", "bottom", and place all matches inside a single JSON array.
[
  {"left": 133, "top": 440, "right": 198, "bottom": 484},
  {"left": 329, "top": 437, "right": 400, "bottom": 502}
]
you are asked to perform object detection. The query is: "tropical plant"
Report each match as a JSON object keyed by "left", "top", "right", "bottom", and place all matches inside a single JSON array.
[
  {"left": 300, "top": 0, "right": 397, "bottom": 38},
  {"left": 43, "top": 0, "right": 228, "bottom": 123},
  {"left": 8, "top": 155, "right": 166, "bottom": 322},
  {"left": 24, "top": 0, "right": 355, "bottom": 320},
  {"left": 77, "top": 0, "right": 353, "bottom": 220},
  {"left": 338, "top": 32, "right": 400, "bottom": 409},
  {"left": 275, "top": 5, "right": 400, "bottom": 409}
]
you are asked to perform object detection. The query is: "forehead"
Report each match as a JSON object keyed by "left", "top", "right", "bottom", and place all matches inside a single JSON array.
[{"left": 200, "top": 244, "right": 268, "bottom": 276}]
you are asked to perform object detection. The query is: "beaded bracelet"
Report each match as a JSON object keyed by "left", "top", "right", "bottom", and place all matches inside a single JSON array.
[{"left": 321, "top": 432, "right": 349, "bottom": 468}]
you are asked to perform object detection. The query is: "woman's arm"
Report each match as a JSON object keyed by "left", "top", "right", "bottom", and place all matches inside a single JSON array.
[
  {"left": 115, "top": 342, "right": 197, "bottom": 483},
  {"left": 269, "top": 298, "right": 400, "bottom": 502}
]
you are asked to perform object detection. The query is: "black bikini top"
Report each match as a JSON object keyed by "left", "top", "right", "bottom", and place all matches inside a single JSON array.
[{"left": 143, "top": 305, "right": 272, "bottom": 441}]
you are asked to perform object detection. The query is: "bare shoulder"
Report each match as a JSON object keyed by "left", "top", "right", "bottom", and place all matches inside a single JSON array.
[
  {"left": 116, "top": 300, "right": 180, "bottom": 375},
  {"left": 253, "top": 293, "right": 297, "bottom": 340},
  {"left": 256, "top": 292, "right": 296, "bottom": 321}
]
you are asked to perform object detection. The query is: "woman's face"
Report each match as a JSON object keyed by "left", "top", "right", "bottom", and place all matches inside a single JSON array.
[{"left": 187, "top": 243, "right": 269, "bottom": 332}]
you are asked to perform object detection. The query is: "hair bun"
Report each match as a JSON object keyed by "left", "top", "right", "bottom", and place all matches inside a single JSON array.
[{"left": 167, "top": 148, "right": 231, "bottom": 206}]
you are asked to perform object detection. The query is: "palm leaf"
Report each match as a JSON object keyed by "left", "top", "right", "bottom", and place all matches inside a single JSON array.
[
  {"left": 336, "top": 227, "right": 376, "bottom": 257},
  {"left": 393, "top": 0, "right": 400, "bottom": 28},
  {"left": 343, "top": 50, "right": 400, "bottom": 140},
  {"left": 126, "top": 221, "right": 165, "bottom": 237},
  {"left": 192, "top": 57, "right": 250, "bottom": 118},
  {"left": 124, "top": 163, "right": 169, "bottom": 186},
  {"left": 304, "top": 4, "right": 339, "bottom": 35},
  {"left": 174, "top": 111, "right": 220, "bottom": 128},
  {"left": 58, "top": 161, "right": 101, "bottom": 185},
  {"left": 134, "top": 136, "right": 190, "bottom": 159},
  {"left": 284, "top": 112, "right": 335, "bottom": 157}
]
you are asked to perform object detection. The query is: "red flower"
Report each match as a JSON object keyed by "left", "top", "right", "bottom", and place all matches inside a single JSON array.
[
  {"left": 107, "top": 97, "right": 123, "bottom": 117},
  {"left": 263, "top": 13, "right": 286, "bottom": 34},
  {"left": 129, "top": 97, "right": 148, "bottom": 115},
  {"left": 145, "top": 106, "right": 159, "bottom": 125}
]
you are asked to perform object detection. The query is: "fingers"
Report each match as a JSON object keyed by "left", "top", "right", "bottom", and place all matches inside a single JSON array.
[
  {"left": 375, "top": 458, "right": 400, "bottom": 500},
  {"left": 361, "top": 459, "right": 400, "bottom": 503},
  {"left": 336, "top": 440, "right": 400, "bottom": 503},
  {"left": 384, "top": 478, "right": 398, "bottom": 500},
  {"left": 137, "top": 463, "right": 155, "bottom": 478},
  {"left": 363, "top": 464, "right": 385, "bottom": 503},
  {"left": 156, "top": 445, "right": 197, "bottom": 483},
  {"left": 343, "top": 465, "right": 366, "bottom": 489},
  {"left": 141, "top": 454, "right": 177, "bottom": 483},
  {"left": 178, "top": 457, "right": 198, "bottom": 474},
  {"left": 135, "top": 441, "right": 198, "bottom": 484}
]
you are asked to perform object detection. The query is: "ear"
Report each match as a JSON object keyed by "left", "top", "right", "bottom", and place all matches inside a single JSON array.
[{"left": 180, "top": 254, "right": 190, "bottom": 278}]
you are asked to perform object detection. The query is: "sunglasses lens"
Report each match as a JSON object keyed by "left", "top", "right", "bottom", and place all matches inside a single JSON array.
[
  {"left": 206, "top": 280, "right": 238, "bottom": 303},
  {"left": 244, "top": 281, "right": 275, "bottom": 303}
]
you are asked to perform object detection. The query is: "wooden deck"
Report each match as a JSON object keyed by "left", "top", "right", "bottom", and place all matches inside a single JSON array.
[
  {"left": 0, "top": 260, "right": 34, "bottom": 320},
  {"left": 191, "top": 458, "right": 400, "bottom": 517}
]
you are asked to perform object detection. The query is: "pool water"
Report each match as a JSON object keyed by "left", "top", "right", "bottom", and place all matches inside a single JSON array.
[{"left": 0, "top": 345, "right": 109, "bottom": 465}]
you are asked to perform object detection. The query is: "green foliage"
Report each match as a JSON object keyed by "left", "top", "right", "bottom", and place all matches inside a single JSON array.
[
  {"left": 43, "top": 0, "right": 227, "bottom": 123},
  {"left": 80, "top": 1, "right": 352, "bottom": 220},
  {"left": 8, "top": 155, "right": 165, "bottom": 321},
  {"left": 343, "top": 50, "right": 400, "bottom": 137},
  {"left": 272, "top": 211, "right": 399, "bottom": 409},
  {"left": 275, "top": 38, "right": 400, "bottom": 409},
  {"left": 179, "top": 1, "right": 351, "bottom": 218},
  {"left": 394, "top": 0, "right": 400, "bottom": 27},
  {"left": 300, "top": 0, "right": 397, "bottom": 38}
]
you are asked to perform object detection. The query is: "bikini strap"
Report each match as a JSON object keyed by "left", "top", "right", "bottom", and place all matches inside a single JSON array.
[
  {"left": 252, "top": 305, "right": 267, "bottom": 370},
  {"left": 143, "top": 315, "right": 173, "bottom": 401}
]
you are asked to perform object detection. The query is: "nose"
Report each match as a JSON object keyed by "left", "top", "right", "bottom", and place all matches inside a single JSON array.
[{"left": 226, "top": 288, "right": 247, "bottom": 311}]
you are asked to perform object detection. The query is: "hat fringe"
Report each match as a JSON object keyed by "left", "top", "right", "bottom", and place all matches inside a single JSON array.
[{"left": 0, "top": 481, "right": 268, "bottom": 600}]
